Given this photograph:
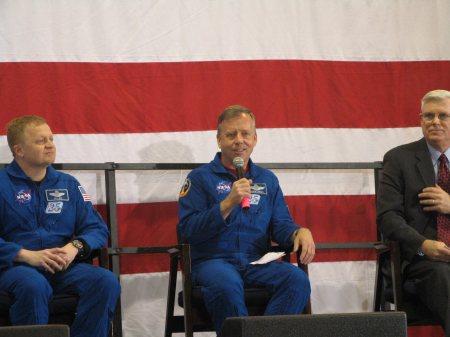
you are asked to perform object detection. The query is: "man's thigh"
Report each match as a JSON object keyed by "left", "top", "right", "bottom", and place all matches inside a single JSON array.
[
  {"left": 244, "top": 261, "right": 309, "bottom": 290},
  {"left": 0, "top": 265, "right": 50, "bottom": 293},
  {"left": 405, "top": 258, "right": 450, "bottom": 284},
  {"left": 192, "top": 259, "right": 243, "bottom": 290},
  {"left": 51, "top": 263, "right": 114, "bottom": 294}
]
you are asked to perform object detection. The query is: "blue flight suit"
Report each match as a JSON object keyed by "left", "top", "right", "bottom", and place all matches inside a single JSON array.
[
  {"left": 0, "top": 160, "right": 120, "bottom": 337},
  {"left": 178, "top": 153, "right": 310, "bottom": 334}
]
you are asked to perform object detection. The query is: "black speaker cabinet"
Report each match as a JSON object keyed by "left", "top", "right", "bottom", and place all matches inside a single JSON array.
[
  {"left": 221, "top": 312, "right": 407, "bottom": 337},
  {"left": 0, "top": 324, "right": 69, "bottom": 337}
]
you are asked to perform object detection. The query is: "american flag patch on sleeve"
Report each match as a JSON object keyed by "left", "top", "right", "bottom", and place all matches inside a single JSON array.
[{"left": 78, "top": 186, "right": 91, "bottom": 202}]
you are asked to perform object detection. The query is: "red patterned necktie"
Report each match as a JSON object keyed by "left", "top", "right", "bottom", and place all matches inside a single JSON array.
[{"left": 437, "top": 154, "right": 450, "bottom": 245}]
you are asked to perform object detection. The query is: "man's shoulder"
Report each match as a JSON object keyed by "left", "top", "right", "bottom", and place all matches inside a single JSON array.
[
  {"left": 188, "top": 162, "right": 213, "bottom": 178},
  {"left": 251, "top": 163, "right": 277, "bottom": 181},
  {"left": 384, "top": 139, "right": 424, "bottom": 158},
  {"left": 0, "top": 167, "right": 9, "bottom": 181}
]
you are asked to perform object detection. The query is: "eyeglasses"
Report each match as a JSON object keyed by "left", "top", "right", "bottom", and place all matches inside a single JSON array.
[{"left": 420, "top": 112, "right": 450, "bottom": 122}]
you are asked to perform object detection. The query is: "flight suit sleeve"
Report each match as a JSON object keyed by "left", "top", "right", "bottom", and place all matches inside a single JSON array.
[
  {"left": 178, "top": 172, "right": 229, "bottom": 245},
  {"left": 73, "top": 181, "right": 109, "bottom": 255},
  {"left": 0, "top": 199, "right": 23, "bottom": 269},
  {"left": 269, "top": 177, "right": 299, "bottom": 247}
]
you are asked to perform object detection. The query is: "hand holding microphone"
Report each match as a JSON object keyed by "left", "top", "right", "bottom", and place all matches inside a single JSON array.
[
  {"left": 233, "top": 157, "right": 250, "bottom": 210},
  {"left": 219, "top": 157, "right": 252, "bottom": 219}
]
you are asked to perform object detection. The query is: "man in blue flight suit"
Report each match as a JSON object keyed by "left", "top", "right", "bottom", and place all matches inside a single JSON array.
[
  {"left": 178, "top": 105, "right": 315, "bottom": 335},
  {"left": 0, "top": 115, "right": 120, "bottom": 337}
]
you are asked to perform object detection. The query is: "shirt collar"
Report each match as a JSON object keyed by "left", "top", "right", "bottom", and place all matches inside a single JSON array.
[
  {"left": 426, "top": 142, "right": 450, "bottom": 166},
  {"left": 6, "top": 160, "right": 57, "bottom": 183}
]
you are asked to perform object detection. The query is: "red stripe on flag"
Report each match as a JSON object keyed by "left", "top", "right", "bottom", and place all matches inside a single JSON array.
[
  {"left": 408, "top": 326, "right": 445, "bottom": 337},
  {"left": 96, "top": 195, "right": 376, "bottom": 274},
  {"left": 1, "top": 61, "right": 449, "bottom": 133}
]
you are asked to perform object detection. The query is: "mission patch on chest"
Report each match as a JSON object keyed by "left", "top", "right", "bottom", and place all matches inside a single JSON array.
[
  {"left": 45, "top": 189, "right": 69, "bottom": 202},
  {"left": 251, "top": 183, "right": 267, "bottom": 195}
]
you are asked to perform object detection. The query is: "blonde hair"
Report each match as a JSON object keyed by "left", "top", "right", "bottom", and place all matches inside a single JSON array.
[
  {"left": 217, "top": 105, "right": 255, "bottom": 136},
  {"left": 6, "top": 115, "right": 47, "bottom": 155}
]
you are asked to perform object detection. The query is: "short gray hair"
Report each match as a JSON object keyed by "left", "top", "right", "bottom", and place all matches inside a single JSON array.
[{"left": 421, "top": 89, "right": 450, "bottom": 109}]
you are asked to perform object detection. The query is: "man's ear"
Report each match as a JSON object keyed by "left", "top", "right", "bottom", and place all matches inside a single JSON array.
[
  {"left": 217, "top": 136, "right": 221, "bottom": 150},
  {"left": 13, "top": 144, "right": 23, "bottom": 158}
]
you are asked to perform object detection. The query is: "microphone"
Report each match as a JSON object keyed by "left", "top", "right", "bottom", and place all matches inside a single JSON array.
[{"left": 232, "top": 157, "right": 250, "bottom": 210}]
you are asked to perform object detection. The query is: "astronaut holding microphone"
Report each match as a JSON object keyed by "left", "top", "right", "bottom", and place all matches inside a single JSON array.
[{"left": 178, "top": 105, "right": 315, "bottom": 336}]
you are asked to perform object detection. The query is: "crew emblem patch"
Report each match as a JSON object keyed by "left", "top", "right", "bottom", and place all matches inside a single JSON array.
[
  {"left": 45, "top": 201, "right": 63, "bottom": 214},
  {"left": 179, "top": 178, "right": 191, "bottom": 197},
  {"left": 250, "top": 194, "right": 261, "bottom": 205}
]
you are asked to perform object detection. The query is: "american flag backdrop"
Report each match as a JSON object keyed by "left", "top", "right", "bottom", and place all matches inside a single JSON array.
[{"left": 1, "top": 1, "right": 449, "bottom": 336}]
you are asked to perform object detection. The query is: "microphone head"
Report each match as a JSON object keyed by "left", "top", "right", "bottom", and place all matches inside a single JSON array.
[{"left": 232, "top": 157, "right": 244, "bottom": 169}]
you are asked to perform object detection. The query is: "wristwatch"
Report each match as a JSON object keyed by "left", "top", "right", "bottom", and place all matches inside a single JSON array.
[
  {"left": 417, "top": 248, "right": 425, "bottom": 256},
  {"left": 71, "top": 239, "right": 85, "bottom": 257}
]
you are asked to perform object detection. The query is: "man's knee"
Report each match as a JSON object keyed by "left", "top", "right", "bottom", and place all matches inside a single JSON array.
[
  {"left": 281, "top": 267, "right": 311, "bottom": 295},
  {"left": 7, "top": 268, "right": 52, "bottom": 299},
  {"left": 428, "top": 262, "right": 450, "bottom": 288},
  {"left": 206, "top": 275, "right": 244, "bottom": 300},
  {"left": 92, "top": 269, "right": 121, "bottom": 298}
]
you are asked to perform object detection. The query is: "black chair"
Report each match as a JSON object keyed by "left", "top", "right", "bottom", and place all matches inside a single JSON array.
[
  {"left": 373, "top": 241, "right": 440, "bottom": 326},
  {"left": 164, "top": 244, "right": 311, "bottom": 337},
  {"left": 0, "top": 249, "right": 117, "bottom": 334}
]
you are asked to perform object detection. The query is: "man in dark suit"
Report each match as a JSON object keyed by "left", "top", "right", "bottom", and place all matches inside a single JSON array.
[{"left": 377, "top": 89, "right": 450, "bottom": 335}]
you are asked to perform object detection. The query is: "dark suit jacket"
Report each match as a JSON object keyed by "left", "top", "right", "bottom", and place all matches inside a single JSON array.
[{"left": 377, "top": 138, "right": 438, "bottom": 264}]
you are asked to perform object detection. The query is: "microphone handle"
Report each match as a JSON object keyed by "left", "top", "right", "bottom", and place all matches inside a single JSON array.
[
  {"left": 236, "top": 166, "right": 244, "bottom": 179},
  {"left": 235, "top": 167, "right": 250, "bottom": 209},
  {"left": 241, "top": 196, "right": 250, "bottom": 209}
]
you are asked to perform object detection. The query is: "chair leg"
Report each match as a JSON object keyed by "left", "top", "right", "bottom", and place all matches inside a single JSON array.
[
  {"left": 181, "top": 245, "right": 194, "bottom": 337},
  {"left": 112, "top": 298, "right": 123, "bottom": 337},
  {"left": 164, "top": 250, "right": 180, "bottom": 337},
  {"left": 373, "top": 254, "right": 384, "bottom": 311}
]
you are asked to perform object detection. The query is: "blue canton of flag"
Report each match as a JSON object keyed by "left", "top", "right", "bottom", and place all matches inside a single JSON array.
[{"left": 78, "top": 186, "right": 91, "bottom": 202}]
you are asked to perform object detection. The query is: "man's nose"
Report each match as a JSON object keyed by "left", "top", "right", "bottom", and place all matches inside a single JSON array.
[
  {"left": 235, "top": 133, "right": 244, "bottom": 142},
  {"left": 431, "top": 114, "right": 441, "bottom": 124}
]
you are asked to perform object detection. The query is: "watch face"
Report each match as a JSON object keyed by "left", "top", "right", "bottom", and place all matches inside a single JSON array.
[{"left": 72, "top": 240, "right": 84, "bottom": 250}]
